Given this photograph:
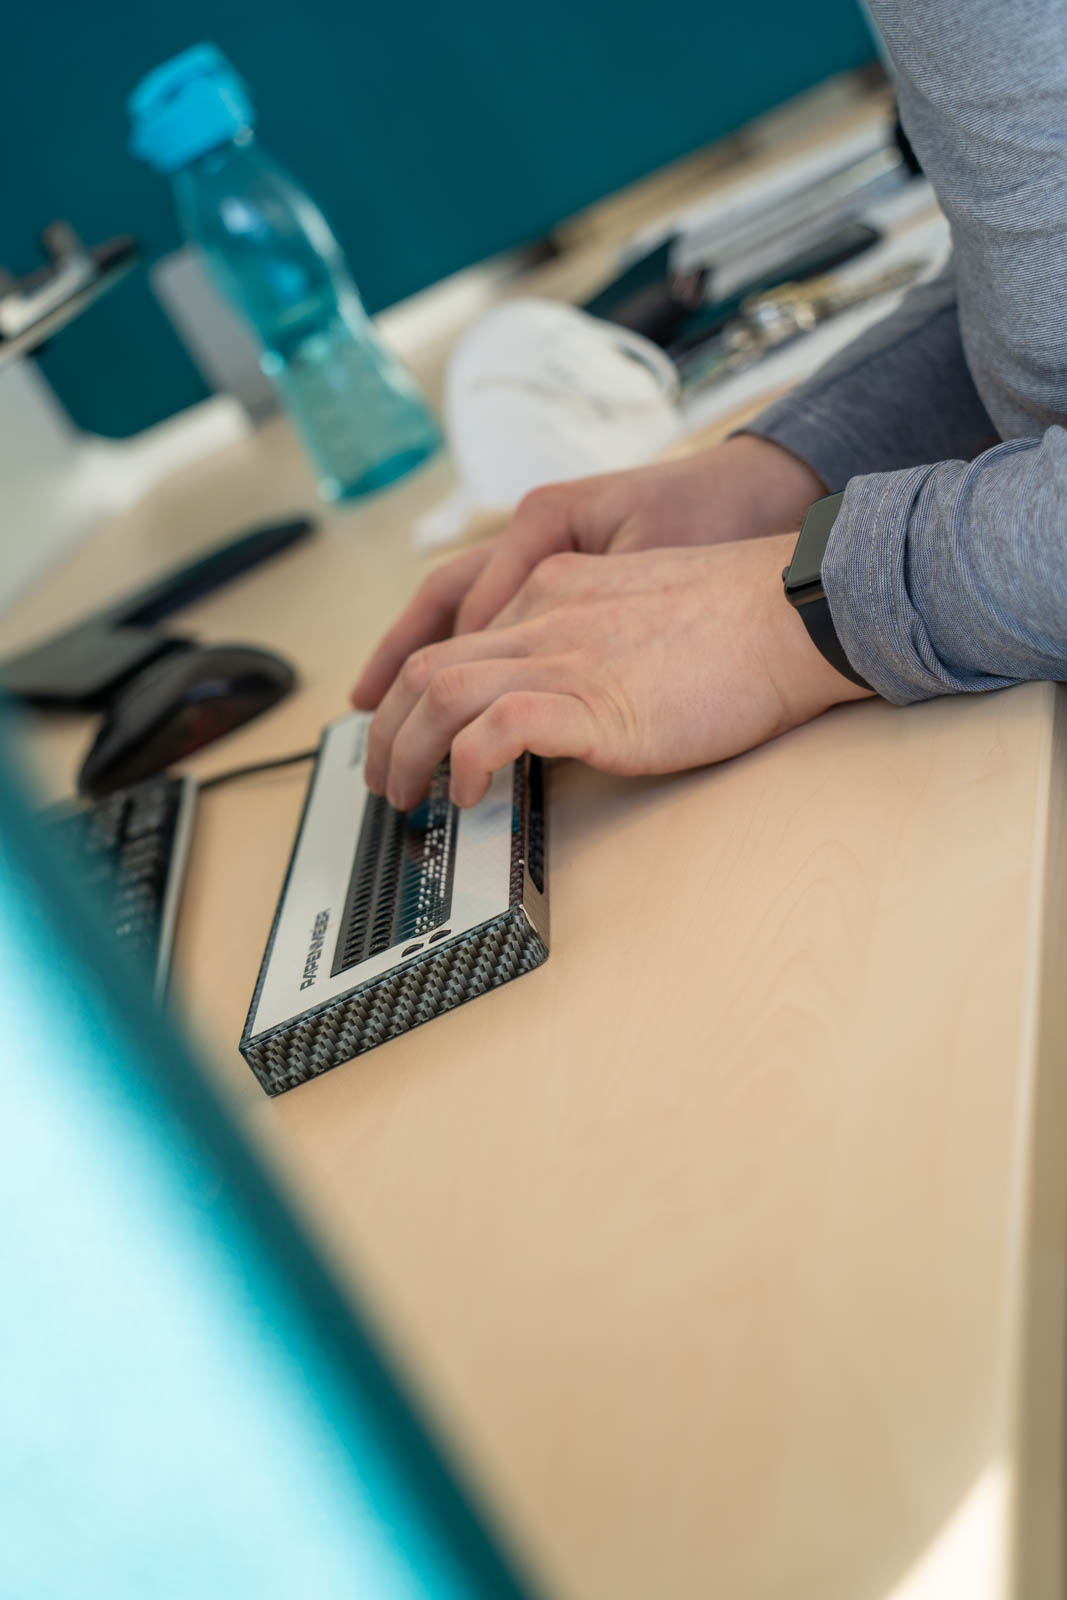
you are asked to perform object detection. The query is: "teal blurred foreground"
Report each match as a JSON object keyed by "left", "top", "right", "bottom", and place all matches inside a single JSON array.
[{"left": 0, "top": 749, "right": 539, "bottom": 1600}]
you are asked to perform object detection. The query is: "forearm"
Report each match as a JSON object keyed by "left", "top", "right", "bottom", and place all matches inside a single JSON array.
[{"left": 823, "top": 426, "right": 1067, "bottom": 704}]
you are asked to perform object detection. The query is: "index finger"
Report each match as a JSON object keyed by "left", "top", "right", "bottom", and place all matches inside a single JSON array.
[
  {"left": 453, "top": 487, "right": 577, "bottom": 635},
  {"left": 351, "top": 543, "right": 493, "bottom": 709}
]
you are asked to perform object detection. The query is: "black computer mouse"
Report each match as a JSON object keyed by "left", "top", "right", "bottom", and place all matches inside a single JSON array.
[{"left": 78, "top": 643, "right": 297, "bottom": 797}]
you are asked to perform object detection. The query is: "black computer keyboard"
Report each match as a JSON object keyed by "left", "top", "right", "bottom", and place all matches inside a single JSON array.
[{"left": 48, "top": 775, "right": 197, "bottom": 996}]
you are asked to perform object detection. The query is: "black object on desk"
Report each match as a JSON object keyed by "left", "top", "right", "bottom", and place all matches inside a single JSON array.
[
  {"left": 77, "top": 643, "right": 296, "bottom": 798},
  {"left": 47, "top": 774, "right": 198, "bottom": 996},
  {"left": 1, "top": 516, "right": 315, "bottom": 708},
  {"left": 665, "top": 222, "right": 880, "bottom": 359},
  {"left": 584, "top": 221, "right": 880, "bottom": 350}
]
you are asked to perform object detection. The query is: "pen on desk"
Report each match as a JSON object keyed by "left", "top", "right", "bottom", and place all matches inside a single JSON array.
[
  {"left": 664, "top": 221, "right": 884, "bottom": 358},
  {"left": 675, "top": 257, "right": 926, "bottom": 394}
]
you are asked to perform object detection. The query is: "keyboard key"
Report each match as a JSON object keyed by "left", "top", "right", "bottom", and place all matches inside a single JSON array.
[{"left": 47, "top": 776, "right": 196, "bottom": 997}]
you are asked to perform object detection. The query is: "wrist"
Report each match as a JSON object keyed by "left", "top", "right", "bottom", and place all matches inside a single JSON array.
[
  {"left": 718, "top": 435, "right": 828, "bottom": 541},
  {"left": 760, "top": 532, "right": 875, "bottom": 727}
]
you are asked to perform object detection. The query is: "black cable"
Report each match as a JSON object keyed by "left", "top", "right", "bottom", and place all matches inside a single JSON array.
[
  {"left": 41, "top": 746, "right": 318, "bottom": 813},
  {"left": 199, "top": 748, "right": 317, "bottom": 791}
]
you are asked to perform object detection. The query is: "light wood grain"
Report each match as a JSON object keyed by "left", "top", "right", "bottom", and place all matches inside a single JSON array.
[{"left": 4, "top": 85, "right": 1066, "bottom": 1600}]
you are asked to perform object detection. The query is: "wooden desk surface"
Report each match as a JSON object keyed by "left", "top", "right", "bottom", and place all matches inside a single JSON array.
[{"left": 5, "top": 91, "right": 1067, "bottom": 1600}]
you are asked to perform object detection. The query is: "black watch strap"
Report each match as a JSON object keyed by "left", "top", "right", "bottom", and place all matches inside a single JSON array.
[
  {"left": 792, "top": 592, "right": 871, "bottom": 688},
  {"left": 783, "top": 491, "right": 872, "bottom": 691}
]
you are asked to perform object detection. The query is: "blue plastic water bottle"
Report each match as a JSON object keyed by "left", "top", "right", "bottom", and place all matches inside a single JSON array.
[{"left": 129, "top": 44, "right": 439, "bottom": 501}]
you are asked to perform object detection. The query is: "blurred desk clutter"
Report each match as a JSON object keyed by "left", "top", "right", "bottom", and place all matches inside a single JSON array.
[
  {"left": 419, "top": 105, "right": 946, "bottom": 544},
  {"left": 0, "top": 223, "right": 138, "bottom": 361},
  {"left": 5, "top": 66, "right": 1065, "bottom": 1600},
  {"left": 583, "top": 118, "right": 917, "bottom": 343}
]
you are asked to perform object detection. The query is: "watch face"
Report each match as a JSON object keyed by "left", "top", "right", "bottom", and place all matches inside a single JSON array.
[{"left": 784, "top": 492, "right": 845, "bottom": 595}]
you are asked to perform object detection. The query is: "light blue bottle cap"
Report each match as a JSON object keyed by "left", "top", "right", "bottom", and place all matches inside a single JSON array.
[{"left": 129, "top": 43, "right": 255, "bottom": 173}]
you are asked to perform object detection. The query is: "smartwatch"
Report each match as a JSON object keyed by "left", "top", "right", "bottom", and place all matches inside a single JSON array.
[{"left": 782, "top": 491, "right": 872, "bottom": 690}]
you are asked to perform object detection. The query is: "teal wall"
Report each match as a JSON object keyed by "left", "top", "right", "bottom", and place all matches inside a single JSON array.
[{"left": 5, "top": 1, "right": 874, "bottom": 437}]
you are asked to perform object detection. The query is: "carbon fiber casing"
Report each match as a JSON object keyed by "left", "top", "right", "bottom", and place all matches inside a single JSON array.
[{"left": 240, "top": 714, "right": 548, "bottom": 1096}]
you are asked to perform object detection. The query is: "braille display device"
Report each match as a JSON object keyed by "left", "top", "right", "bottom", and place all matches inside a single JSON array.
[{"left": 240, "top": 712, "right": 548, "bottom": 1095}]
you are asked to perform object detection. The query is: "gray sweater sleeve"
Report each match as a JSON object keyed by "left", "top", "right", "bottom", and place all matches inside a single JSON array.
[
  {"left": 744, "top": 262, "right": 998, "bottom": 486},
  {"left": 823, "top": 429, "right": 1067, "bottom": 703},
  {"left": 752, "top": 0, "right": 1067, "bottom": 703}
]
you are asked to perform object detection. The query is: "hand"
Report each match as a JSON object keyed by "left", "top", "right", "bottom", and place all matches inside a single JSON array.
[
  {"left": 362, "top": 533, "right": 873, "bottom": 811},
  {"left": 352, "top": 435, "right": 825, "bottom": 709}
]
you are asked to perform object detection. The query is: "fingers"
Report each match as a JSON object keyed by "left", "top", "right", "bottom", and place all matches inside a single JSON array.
[
  {"left": 382, "top": 658, "right": 575, "bottom": 810},
  {"left": 453, "top": 487, "right": 577, "bottom": 635},
  {"left": 450, "top": 692, "right": 598, "bottom": 808},
  {"left": 364, "top": 625, "right": 536, "bottom": 794},
  {"left": 351, "top": 544, "right": 492, "bottom": 710},
  {"left": 354, "top": 482, "right": 598, "bottom": 712}
]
